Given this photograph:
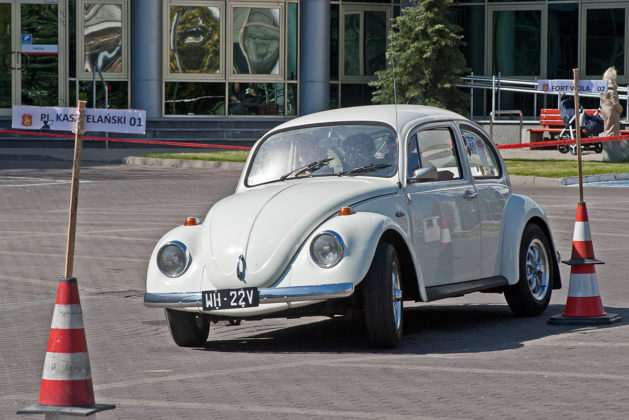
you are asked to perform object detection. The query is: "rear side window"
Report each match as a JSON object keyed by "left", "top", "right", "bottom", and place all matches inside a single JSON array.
[{"left": 460, "top": 128, "right": 501, "bottom": 178}]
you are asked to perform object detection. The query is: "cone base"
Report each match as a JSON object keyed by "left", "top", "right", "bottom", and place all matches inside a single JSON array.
[
  {"left": 548, "top": 313, "right": 621, "bottom": 325},
  {"left": 17, "top": 402, "right": 115, "bottom": 416}
]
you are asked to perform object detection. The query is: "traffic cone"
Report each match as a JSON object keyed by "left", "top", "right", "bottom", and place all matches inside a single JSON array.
[
  {"left": 18, "top": 278, "right": 115, "bottom": 417},
  {"left": 548, "top": 203, "right": 620, "bottom": 325},
  {"left": 439, "top": 216, "right": 451, "bottom": 253}
]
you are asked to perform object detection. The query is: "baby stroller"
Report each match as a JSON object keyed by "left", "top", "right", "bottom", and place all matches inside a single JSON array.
[{"left": 557, "top": 97, "right": 604, "bottom": 155}]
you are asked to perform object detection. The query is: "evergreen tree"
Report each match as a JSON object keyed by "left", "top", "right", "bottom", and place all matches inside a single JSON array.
[{"left": 370, "top": 0, "right": 469, "bottom": 115}]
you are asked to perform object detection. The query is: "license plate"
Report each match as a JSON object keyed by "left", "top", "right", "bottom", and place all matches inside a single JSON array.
[{"left": 202, "top": 287, "right": 259, "bottom": 310}]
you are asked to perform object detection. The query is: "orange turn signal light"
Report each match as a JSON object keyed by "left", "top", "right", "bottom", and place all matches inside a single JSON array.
[
  {"left": 184, "top": 217, "right": 199, "bottom": 226},
  {"left": 339, "top": 207, "right": 352, "bottom": 216}
]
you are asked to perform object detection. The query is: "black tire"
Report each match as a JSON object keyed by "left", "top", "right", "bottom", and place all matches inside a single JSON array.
[
  {"left": 595, "top": 143, "right": 603, "bottom": 153},
  {"left": 557, "top": 145, "right": 569, "bottom": 154},
  {"left": 363, "top": 243, "right": 403, "bottom": 348},
  {"left": 165, "top": 309, "right": 210, "bottom": 347},
  {"left": 505, "top": 224, "right": 553, "bottom": 316}
]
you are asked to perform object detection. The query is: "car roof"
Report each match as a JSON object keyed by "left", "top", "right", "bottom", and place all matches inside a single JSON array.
[{"left": 269, "top": 105, "right": 465, "bottom": 135}]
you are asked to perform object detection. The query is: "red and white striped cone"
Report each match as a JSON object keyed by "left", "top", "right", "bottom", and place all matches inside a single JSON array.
[
  {"left": 18, "top": 278, "right": 115, "bottom": 418},
  {"left": 549, "top": 203, "right": 620, "bottom": 325},
  {"left": 439, "top": 216, "right": 452, "bottom": 253}
]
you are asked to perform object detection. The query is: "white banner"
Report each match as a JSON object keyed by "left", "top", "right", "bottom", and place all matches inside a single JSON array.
[
  {"left": 537, "top": 80, "right": 608, "bottom": 94},
  {"left": 12, "top": 106, "right": 146, "bottom": 134}
]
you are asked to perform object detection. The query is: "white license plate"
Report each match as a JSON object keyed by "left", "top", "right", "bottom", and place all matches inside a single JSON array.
[{"left": 202, "top": 287, "right": 259, "bottom": 310}]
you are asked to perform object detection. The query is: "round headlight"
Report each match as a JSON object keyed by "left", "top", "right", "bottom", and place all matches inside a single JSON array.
[
  {"left": 157, "top": 241, "right": 190, "bottom": 277},
  {"left": 310, "top": 231, "right": 344, "bottom": 268}
]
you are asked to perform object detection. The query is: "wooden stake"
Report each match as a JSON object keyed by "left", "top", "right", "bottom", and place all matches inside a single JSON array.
[
  {"left": 573, "top": 69, "right": 584, "bottom": 203},
  {"left": 65, "top": 101, "right": 87, "bottom": 278}
]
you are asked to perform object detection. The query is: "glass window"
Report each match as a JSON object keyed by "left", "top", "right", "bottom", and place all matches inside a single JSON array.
[
  {"left": 586, "top": 8, "right": 625, "bottom": 76},
  {"left": 286, "top": 83, "right": 297, "bottom": 116},
  {"left": 229, "top": 82, "right": 287, "bottom": 116},
  {"left": 84, "top": 3, "right": 123, "bottom": 73},
  {"left": 341, "top": 83, "right": 374, "bottom": 107},
  {"left": 416, "top": 128, "right": 462, "bottom": 180},
  {"left": 492, "top": 9, "right": 541, "bottom": 76},
  {"left": 0, "top": 4, "right": 11, "bottom": 108},
  {"left": 342, "top": 8, "right": 388, "bottom": 78},
  {"left": 330, "top": 4, "right": 339, "bottom": 81},
  {"left": 78, "top": 80, "right": 128, "bottom": 109},
  {"left": 364, "top": 11, "right": 386, "bottom": 75},
  {"left": 344, "top": 12, "right": 360, "bottom": 76},
  {"left": 448, "top": 5, "right": 484, "bottom": 75},
  {"left": 460, "top": 128, "right": 500, "bottom": 179},
  {"left": 548, "top": 3, "right": 578, "bottom": 79},
  {"left": 165, "top": 82, "right": 225, "bottom": 115},
  {"left": 232, "top": 7, "right": 280, "bottom": 75},
  {"left": 168, "top": 5, "right": 221, "bottom": 74},
  {"left": 287, "top": 3, "right": 297, "bottom": 80},
  {"left": 246, "top": 124, "right": 398, "bottom": 186}
]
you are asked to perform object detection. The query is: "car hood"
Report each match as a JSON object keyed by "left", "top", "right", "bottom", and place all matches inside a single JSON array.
[{"left": 202, "top": 178, "right": 397, "bottom": 289}]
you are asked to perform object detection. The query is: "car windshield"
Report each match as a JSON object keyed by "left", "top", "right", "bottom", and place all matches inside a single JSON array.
[{"left": 246, "top": 124, "right": 398, "bottom": 186}]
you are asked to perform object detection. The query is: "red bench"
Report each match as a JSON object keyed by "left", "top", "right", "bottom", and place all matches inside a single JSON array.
[{"left": 528, "top": 108, "right": 599, "bottom": 142}]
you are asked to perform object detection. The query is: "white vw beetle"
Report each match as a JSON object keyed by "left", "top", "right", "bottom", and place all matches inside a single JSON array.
[{"left": 145, "top": 105, "right": 561, "bottom": 348}]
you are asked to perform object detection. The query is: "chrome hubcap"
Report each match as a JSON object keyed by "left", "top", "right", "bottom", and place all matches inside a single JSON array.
[
  {"left": 526, "top": 239, "right": 549, "bottom": 300},
  {"left": 391, "top": 260, "right": 402, "bottom": 331}
]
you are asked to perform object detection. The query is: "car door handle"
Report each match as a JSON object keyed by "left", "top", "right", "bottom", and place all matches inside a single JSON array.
[{"left": 463, "top": 190, "right": 478, "bottom": 200}]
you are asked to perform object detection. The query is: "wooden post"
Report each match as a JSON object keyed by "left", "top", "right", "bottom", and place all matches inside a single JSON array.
[
  {"left": 573, "top": 69, "right": 584, "bottom": 203},
  {"left": 65, "top": 101, "right": 87, "bottom": 278}
]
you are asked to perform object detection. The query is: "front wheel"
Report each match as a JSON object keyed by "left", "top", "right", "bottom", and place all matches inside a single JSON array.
[
  {"left": 505, "top": 224, "right": 553, "bottom": 316},
  {"left": 165, "top": 309, "right": 210, "bottom": 347},
  {"left": 363, "top": 243, "right": 403, "bottom": 348},
  {"left": 557, "top": 145, "right": 569, "bottom": 154},
  {"left": 595, "top": 143, "right": 603, "bottom": 153}
]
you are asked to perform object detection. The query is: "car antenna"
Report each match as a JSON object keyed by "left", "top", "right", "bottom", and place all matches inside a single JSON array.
[{"left": 390, "top": 29, "right": 399, "bottom": 133}]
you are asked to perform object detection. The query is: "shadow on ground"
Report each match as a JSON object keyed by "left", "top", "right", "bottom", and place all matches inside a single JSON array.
[{"left": 197, "top": 304, "right": 628, "bottom": 355}]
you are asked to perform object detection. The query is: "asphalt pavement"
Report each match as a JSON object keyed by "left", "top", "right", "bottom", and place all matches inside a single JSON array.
[{"left": 2, "top": 148, "right": 629, "bottom": 419}]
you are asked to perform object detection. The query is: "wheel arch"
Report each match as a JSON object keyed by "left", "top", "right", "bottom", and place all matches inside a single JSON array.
[{"left": 380, "top": 229, "right": 423, "bottom": 302}]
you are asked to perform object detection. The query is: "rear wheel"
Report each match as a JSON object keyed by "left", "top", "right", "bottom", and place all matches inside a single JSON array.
[
  {"left": 165, "top": 309, "right": 210, "bottom": 347},
  {"left": 557, "top": 145, "right": 569, "bottom": 154},
  {"left": 505, "top": 224, "right": 553, "bottom": 316},
  {"left": 595, "top": 143, "right": 603, "bottom": 153},
  {"left": 363, "top": 243, "right": 403, "bottom": 348}
]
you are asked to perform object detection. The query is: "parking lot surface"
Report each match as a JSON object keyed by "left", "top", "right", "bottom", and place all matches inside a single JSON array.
[{"left": 2, "top": 160, "right": 629, "bottom": 419}]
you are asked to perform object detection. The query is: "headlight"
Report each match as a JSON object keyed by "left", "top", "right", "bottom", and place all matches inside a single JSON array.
[
  {"left": 157, "top": 241, "right": 190, "bottom": 277},
  {"left": 310, "top": 231, "right": 344, "bottom": 268}
]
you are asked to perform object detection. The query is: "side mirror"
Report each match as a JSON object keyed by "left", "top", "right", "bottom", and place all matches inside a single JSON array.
[{"left": 409, "top": 166, "right": 439, "bottom": 183}]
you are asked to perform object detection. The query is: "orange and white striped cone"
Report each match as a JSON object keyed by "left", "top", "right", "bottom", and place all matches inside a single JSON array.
[
  {"left": 548, "top": 203, "right": 620, "bottom": 325},
  {"left": 18, "top": 278, "right": 115, "bottom": 417}
]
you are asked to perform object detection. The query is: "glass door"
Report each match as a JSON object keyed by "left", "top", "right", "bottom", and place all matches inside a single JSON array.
[{"left": 0, "top": 0, "right": 66, "bottom": 115}]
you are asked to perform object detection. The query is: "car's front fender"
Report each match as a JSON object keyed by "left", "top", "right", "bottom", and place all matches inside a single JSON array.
[{"left": 287, "top": 211, "right": 426, "bottom": 301}]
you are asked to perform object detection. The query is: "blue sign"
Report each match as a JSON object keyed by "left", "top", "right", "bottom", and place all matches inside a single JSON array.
[{"left": 21, "top": 34, "right": 32, "bottom": 45}]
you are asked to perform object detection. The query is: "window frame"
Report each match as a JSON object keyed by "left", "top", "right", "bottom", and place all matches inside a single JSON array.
[
  {"left": 456, "top": 123, "right": 502, "bottom": 180},
  {"left": 406, "top": 123, "right": 464, "bottom": 184}
]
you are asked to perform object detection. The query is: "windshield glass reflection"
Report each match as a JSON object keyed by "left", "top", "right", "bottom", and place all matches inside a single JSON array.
[{"left": 246, "top": 124, "right": 398, "bottom": 186}]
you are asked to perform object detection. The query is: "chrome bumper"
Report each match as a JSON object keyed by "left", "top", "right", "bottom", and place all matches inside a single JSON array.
[{"left": 144, "top": 282, "right": 355, "bottom": 308}]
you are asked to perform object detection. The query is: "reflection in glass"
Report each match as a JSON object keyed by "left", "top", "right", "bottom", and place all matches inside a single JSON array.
[
  {"left": 547, "top": 4, "right": 578, "bottom": 79},
  {"left": 330, "top": 5, "right": 339, "bottom": 81},
  {"left": 492, "top": 10, "right": 541, "bottom": 76},
  {"left": 287, "top": 4, "right": 297, "bottom": 80},
  {"left": 78, "top": 80, "right": 128, "bottom": 109},
  {"left": 22, "top": 4, "right": 58, "bottom": 105},
  {"left": 344, "top": 13, "right": 360, "bottom": 76},
  {"left": 0, "top": 5, "right": 11, "bottom": 108},
  {"left": 84, "top": 4, "right": 122, "bottom": 72},
  {"left": 586, "top": 8, "right": 624, "bottom": 75},
  {"left": 169, "top": 6, "right": 220, "bottom": 74},
  {"left": 286, "top": 84, "right": 297, "bottom": 116},
  {"left": 341, "top": 83, "right": 373, "bottom": 108},
  {"left": 364, "top": 11, "right": 386, "bottom": 75},
  {"left": 229, "top": 83, "right": 286, "bottom": 115},
  {"left": 165, "top": 82, "right": 225, "bottom": 115},
  {"left": 233, "top": 8, "right": 280, "bottom": 75}
]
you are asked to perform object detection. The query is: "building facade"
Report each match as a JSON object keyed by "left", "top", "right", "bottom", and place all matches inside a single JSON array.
[{"left": 0, "top": 0, "right": 626, "bottom": 119}]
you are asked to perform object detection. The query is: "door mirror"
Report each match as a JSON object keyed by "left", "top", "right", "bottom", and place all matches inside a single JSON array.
[{"left": 409, "top": 166, "right": 439, "bottom": 183}]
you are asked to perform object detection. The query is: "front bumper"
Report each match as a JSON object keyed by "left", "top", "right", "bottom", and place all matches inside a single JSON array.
[{"left": 144, "top": 282, "right": 355, "bottom": 308}]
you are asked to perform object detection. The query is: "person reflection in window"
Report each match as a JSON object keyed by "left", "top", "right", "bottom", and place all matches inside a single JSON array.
[{"left": 244, "top": 86, "right": 264, "bottom": 115}]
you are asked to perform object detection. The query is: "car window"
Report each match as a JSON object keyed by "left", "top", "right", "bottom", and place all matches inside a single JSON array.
[
  {"left": 413, "top": 127, "right": 462, "bottom": 181},
  {"left": 461, "top": 128, "right": 501, "bottom": 178},
  {"left": 246, "top": 124, "right": 398, "bottom": 186}
]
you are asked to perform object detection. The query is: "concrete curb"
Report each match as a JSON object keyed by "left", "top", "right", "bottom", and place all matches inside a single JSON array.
[
  {"left": 509, "top": 175, "right": 562, "bottom": 186},
  {"left": 122, "top": 156, "right": 245, "bottom": 170},
  {"left": 561, "top": 172, "right": 629, "bottom": 185}
]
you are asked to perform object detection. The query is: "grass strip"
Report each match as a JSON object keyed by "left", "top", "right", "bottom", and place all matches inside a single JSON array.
[{"left": 504, "top": 159, "right": 629, "bottom": 178}]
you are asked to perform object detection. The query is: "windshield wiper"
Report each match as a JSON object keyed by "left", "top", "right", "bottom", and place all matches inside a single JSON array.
[
  {"left": 280, "top": 158, "right": 333, "bottom": 181},
  {"left": 338, "top": 163, "right": 391, "bottom": 176}
]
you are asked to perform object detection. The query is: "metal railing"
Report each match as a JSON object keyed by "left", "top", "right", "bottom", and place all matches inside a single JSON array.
[
  {"left": 490, "top": 110, "right": 522, "bottom": 143},
  {"left": 459, "top": 73, "right": 629, "bottom": 121}
]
